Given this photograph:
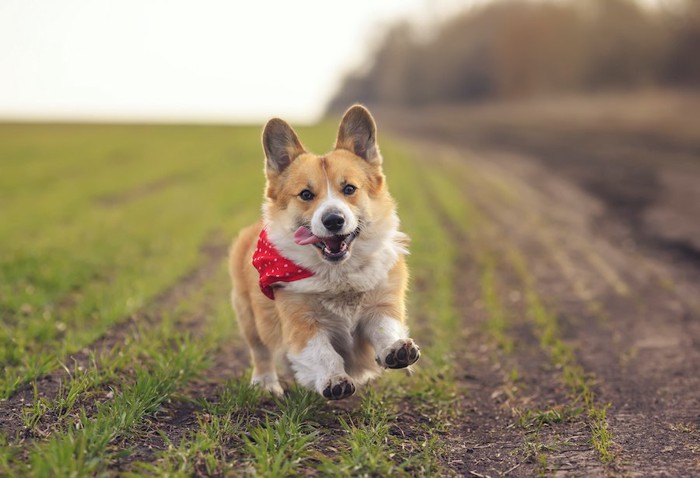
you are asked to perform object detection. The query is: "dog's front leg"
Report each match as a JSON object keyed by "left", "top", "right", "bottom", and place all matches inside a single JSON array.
[
  {"left": 277, "top": 293, "right": 355, "bottom": 400},
  {"left": 363, "top": 259, "right": 420, "bottom": 369},
  {"left": 363, "top": 314, "right": 421, "bottom": 369},
  {"left": 288, "top": 331, "right": 356, "bottom": 400}
]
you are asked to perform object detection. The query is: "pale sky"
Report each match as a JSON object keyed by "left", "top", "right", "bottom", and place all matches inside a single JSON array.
[{"left": 0, "top": 0, "right": 473, "bottom": 123}]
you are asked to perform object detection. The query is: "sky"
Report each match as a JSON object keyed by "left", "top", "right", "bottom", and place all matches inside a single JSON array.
[{"left": 0, "top": 0, "right": 473, "bottom": 123}]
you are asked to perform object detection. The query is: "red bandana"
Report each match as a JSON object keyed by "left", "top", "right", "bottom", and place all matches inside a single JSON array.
[{"left": 252, "top": 229, "right": 314, "bottom": 300}]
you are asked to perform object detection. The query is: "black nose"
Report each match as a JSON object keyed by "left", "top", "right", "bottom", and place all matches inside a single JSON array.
[{"left": 322, "top": 212, "right": 345, "bottom": 232}]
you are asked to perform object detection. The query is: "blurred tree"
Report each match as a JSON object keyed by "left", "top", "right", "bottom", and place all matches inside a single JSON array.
[
  {"left": 664, "top": 0, "right": 700, "bottom": 85},
  {"left": 326, "top": 0, "right": 699, "bottom": 114}
]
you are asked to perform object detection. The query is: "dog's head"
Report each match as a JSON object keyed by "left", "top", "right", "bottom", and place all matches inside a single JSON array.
[{"left": 262, "top": 105, "right": 397, "bottom": 265}]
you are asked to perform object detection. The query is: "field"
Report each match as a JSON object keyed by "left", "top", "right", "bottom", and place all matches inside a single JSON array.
[{"left": 1, "top": 98, "right": 699, "bottom": 476}]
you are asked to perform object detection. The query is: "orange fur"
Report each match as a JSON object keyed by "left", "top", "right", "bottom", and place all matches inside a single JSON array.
[{"left": 229, "top": 105, "right": 418, "bottom": 399}]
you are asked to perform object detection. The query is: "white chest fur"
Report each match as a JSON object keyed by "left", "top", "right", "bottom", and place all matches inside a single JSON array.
[{"left": 319, "top": 291, "right": 365, "bottom": 323}]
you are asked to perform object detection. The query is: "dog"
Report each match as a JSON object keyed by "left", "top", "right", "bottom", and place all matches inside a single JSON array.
[{"left": 229, "top": 105, "right": 420, "bottom": 400}]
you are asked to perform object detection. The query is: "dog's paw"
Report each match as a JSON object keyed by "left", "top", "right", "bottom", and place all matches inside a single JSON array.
[
  {"left": 321, "top": 375, "right": 356, "bottom": 401},
  {"left": 379, "top": 339, "right": 420, "bottom": 369},
  {"left": 251, "top": 373, "right": 284, "bottom": 397}
]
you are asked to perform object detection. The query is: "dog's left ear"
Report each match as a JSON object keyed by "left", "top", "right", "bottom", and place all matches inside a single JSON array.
[{"left": 335, "top": 105, "right": 381, "bottom": 165}]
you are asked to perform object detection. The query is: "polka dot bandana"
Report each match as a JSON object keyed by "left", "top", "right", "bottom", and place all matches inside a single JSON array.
[{"left": 252, "top": 229, "right": 314, "bottom": 300}]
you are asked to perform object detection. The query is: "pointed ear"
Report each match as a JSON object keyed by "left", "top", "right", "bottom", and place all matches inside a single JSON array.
[
  {"left": 335, "top": 105, "right": 381, "bottom": 165},
  {"left": 262, "top": 118, "right": 306, "bottom": 174}
]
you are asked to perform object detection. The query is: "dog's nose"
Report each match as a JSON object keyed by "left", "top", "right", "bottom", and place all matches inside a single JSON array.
[{"left": 322, "top": 212, "right": 345, "bottom": 233}]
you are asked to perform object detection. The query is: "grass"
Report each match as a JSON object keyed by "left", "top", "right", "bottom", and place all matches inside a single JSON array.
[
  {"left": 0, "top": 434, "right": 16, "bottom": 476},
  {"left": 517, "top": 406, "right": 584, "bottom": 429},
  {"left": 0, "top": 124, "right": 266, "bottom": 398},
  {"left": 1, "top": 122, "right": 470, "bottom": 474},
  {"left": 317, "top": 391, "right": 401, "bottom": 477},
  {"left": 21, "top": 382, "right": 50, "bottom": 432},
  {"left": 196, "top": 375, "right": 263, "bottom": 416},
  {"left": 0, "top": 123, "right": 263, "bottom": 475},
  {"left": 244, "top": 416, "right": 317, "bottom": 476},
  {"left": 242, "top": 387, "right": 324, "bottom": 477},
  {"left": 133, "top": 421, "right": 226, "bottom": 478},
  {"left": 19, "top": 259, "right": 249, "bottom": 474},
  {"left": 13, "top": 250, "right": 240, "bottom": 447},
  {"left": 128, "top": 377, "right": 264, "bottom": 477},
  {"left": 589, "top": 405, "right": 615, "bottom": 464},
  {"left": 478, "top": 254, "right": 515, "bottom": 353},
  {"left": 384, "top": 142, "right": 461, "bottom": 359},
  {"left": 1, "top": 120, "right": 621, "bottom": 475},
  {"left": 509, "top": 248, "right": 616, "bottom": 463},
  {"left": 28, "top": 339, "right": 206, "bottom": 477},
  {"left": 417, "top": 155, "right": 517, "bottom": 354}
]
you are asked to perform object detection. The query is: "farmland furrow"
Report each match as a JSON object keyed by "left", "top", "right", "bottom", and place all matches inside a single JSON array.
[
  {"left": 5, "top": 119, "right": 696, "bottom": 476},
  {"left": 399, "top": 135, "right": 700, "bottom": 476},
  {"left": 0, "top": 234, "right": 232, "bottom": 461},
  {"left": 453, "top": 147, "right": 700, "bottom": 475},
  {"left": 419, "top": 148, "right": 618, "bottom": 475}
]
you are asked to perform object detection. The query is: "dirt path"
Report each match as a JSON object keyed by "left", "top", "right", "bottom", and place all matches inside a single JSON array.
[{"left": 384, "top": 111, "right": 700, "bottom": 476}]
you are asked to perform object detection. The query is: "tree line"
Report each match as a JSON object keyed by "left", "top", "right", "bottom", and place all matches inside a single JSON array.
[{"left": 326, "top": 0, "right": 700, "bottom": 112}]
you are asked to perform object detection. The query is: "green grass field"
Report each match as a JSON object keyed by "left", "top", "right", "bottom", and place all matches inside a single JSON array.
[{"left": 0, "top": 121, "right": 619, "bottom": 476}]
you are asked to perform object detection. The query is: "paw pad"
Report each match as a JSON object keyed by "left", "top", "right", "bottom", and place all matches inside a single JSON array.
[
  {"left": 322, "top": 376, "right": 356, "bottom": 400},
  {"left": 382, "top": 339, "right": 420, "bottom": 369}
]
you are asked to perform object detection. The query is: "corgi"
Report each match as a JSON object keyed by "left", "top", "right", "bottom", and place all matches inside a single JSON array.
[{"left": 229, "top": 105, "right": 420, "bottom": 400}]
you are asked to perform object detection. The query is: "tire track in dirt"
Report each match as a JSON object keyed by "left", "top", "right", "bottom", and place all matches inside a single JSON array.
[
  {"left": 426, "top": 179, "right": 606, "bottom": 477},
  {"left": 0, "top": 231, "right": 234, "bottom": 444},
  {"left": 416, "top": 139, "right": 700, "bottom": 476},
  {"left": 467, "top": 149, "right": 700, "bottom": 476},
  {"left": 422, "top": 183, "right": 523, "bottom": 474}
]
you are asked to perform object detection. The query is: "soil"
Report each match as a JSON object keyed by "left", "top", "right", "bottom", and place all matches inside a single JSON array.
[{"left": 378, "top": 101, "right": 700, "bottom": 476}]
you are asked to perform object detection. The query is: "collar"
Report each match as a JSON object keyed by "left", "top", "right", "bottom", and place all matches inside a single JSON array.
[{"left": 252, "top": 229, "right": 314, "bottom": 300}]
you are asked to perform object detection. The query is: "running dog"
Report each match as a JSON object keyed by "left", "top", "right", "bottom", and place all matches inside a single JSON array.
[{"left": 229, "top": 105, "right": 420, "bottom": 400}]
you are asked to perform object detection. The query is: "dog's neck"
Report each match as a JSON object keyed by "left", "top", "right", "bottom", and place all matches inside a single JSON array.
[{"left": 265, "top": 219, "right": 408, "bottom": 295}]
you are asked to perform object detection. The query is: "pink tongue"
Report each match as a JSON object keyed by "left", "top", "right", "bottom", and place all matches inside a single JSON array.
[{"left": 294, "top": 226, "right": 321, "bottom": 245}]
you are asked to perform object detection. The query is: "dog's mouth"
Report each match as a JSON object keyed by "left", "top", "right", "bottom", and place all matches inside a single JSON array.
[{"left": 294, "top": 226, "right": 359, "bottom": 262}]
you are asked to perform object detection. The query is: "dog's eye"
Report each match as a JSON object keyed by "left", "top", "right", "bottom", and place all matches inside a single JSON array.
[
  {"left": 299, "top": 189, "right": 315, "bottom": 201},
  {"left": 342, "top": 184, "right": 357, "bottom": 196}
]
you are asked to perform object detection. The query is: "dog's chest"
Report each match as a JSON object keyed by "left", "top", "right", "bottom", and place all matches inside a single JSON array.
[{"left": 319, "top": 291, "right": 365, "bottom": 322}]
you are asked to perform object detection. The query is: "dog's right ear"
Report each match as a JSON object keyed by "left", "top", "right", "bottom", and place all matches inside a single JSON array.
[{"left": 262, "top": 118, "right": 306, "bottom": 175}]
